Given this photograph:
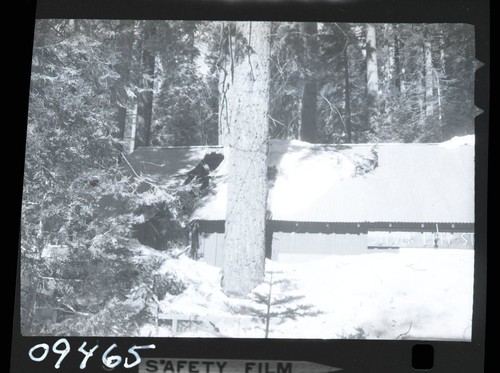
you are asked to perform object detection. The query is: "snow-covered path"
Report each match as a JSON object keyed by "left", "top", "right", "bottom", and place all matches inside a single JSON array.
[{"left": 145, "top": 249, "right": 474, "bottom": 340}]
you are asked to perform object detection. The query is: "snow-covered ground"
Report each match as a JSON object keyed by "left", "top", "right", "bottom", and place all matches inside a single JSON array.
[
  {"left": 439, "top": 134, "right": 475, "bottom": 149},
  {"left": 139, "top": 248, "right": 474, "bottom": 341}
]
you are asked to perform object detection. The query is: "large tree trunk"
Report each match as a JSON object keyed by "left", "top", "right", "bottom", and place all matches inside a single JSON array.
[
  {"left": 122, "top": 22, "right": 142, "bottom": 153},
  {"left": 343, "top": 46, "right": 352, "bottom": 143},
  {"left": 299, "top": 22, "right": 318, "bottom": 143},
  {"left": 300, "top": 80, "right": 318, "bottom": 142},
  {"left": 394, "top": 32, "right": 401, "bottom": 93},
  {"left": 222, "top": 22, "right": 271, "bottom": 296},
  {"left": 365, "top": 24, "right": 379, "bottom": 132},
  {"left": 424, "top": 37, "right": 434, "bottom": 116},
  {"left": 134, "top": 22, "right": 156, "bottom": 148},
  {"left": 113, "top": 20, "right": 134, "bottom": 142},
  {"left": 217, "top": 23, "right": 235, "bottom": 146}
]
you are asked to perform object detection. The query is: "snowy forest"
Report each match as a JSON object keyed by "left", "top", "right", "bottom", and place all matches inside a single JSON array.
[{"left": 21, "top": 20, "right": 476, "bottom": 337}]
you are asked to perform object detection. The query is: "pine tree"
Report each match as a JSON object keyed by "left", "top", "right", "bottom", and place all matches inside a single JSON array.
[
  {"left": 112, "top": 20, "right": 135, "bottom": 142},
  {"left": 343, "top": 45, "right": 353, "bottom": 143},
  {"left": 22, "top": 19, "right": 194, "bottom": 335},
  {"left": 299, "top": 22, "right": 319, "bottom": 143},
  {"left": 230, "top": 271, "right": 321, "bottom": 338},
  {"left": 424, "top": 32, "right": 434, "bottom": 117},
  {"left": 221, "top": 22, "right": 272, "bottom": 295},
  {"left": 365, "top": 24, "right": 379, "bottom": 135},
  {"left": 135, "top": 22, "right": 156, "bottom": 148},
  {"left": 152, "top": 21, "right": 219, "bottom": 147},
  {"left": 216, "top": 23, "right": 234, "bottom": 146},
  {"left": 394, "top": 27, "right": 402, "bottom": 93}
]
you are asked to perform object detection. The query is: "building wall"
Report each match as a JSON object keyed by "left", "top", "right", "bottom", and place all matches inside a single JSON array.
[
  {"left": 367, "top": 231, "right": 474, "bottom": 249},
  {"left": 199, "top": 232, "right": 225, "bottom": 267},
  {"left": 199, "top": 231, "right": 369, "bottom": 267},
  {"left": 198, "top": 229, "right": 474, "bottom": 267},
  {"left": 272, "top": 232, "right": 369, "bottom": 257}
]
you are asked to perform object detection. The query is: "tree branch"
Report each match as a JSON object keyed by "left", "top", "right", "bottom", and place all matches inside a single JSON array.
[
  {"left": 229, "top": 24, "right": 235, "bottom": 84},
  {"left": 320, "top": 93, "right": 348, "bottom": 134},
  {"left": 247, "top": 22, "right": 256, "bottom": 82},
  {"left": 119, "top": 150, "right": 159, "bottom": 188},
  {"left": 53, "top": 305, "right": 91, "bottom": 317},
  {"left": 334, "top": 23, "right": 349, "bottom": 53},
  {"left": 268, "top": 115, "right": 287, "bottom": 130},
  {"left": 395, "top": 322, "right": 413, "bottom": 340}
]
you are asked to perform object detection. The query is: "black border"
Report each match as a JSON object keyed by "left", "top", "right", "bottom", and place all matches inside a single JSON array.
[
  {"left": 11, "top": 1, "right": 489, "bottom": 372},
  {"left": 9, "top": 0, "right": 37, "bottom": 370}
]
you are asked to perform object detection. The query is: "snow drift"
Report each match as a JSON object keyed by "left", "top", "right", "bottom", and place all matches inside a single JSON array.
[{"left": 138, "top": 247, "right": 473, "bottom": 341}]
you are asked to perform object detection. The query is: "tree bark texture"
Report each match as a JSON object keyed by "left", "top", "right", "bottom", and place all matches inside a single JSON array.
[
  {"left": 222, "top": 22, "right": 271, "bottom": 296},
  {"left": 394, "top": 32, "right": 401, "bottom": 93},
  {"left": 344, "top": 46, "right": 352, "bottom": 143},
  {"left": 365, "top": 24, "right": 379, "bottom": 132},
  {"left": 299, "top": 22, "right": 318, "bottom": 143},
  {"left": 112, "top": 20, "right": 135, "bottom": 142},
  {"left": 424, "top": 39, "right": 434, "bottom": 116},
  {"left": 135, "top": 22, "right": 156, "bottom": 148},
  {"left": 217, "top": 24, "right": 236, "bottom": 146}
]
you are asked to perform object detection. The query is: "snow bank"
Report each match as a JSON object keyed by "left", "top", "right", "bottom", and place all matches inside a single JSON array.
[
  {"left": 153, "top": 256, "right": 269, "bottom": 337},
  {"left": 440, "top": 135, "right": 475, "bottom": 149},
  {"left": 141, "top": 248, "right": 474, "bottom": 341},
  {"left": 267, "top": 249, "right": 474, "bottom": 340}
]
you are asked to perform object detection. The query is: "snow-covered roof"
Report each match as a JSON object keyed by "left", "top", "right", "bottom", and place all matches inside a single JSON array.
[{"left": 127, "top": 137, "right": 474, "bottom": 224}]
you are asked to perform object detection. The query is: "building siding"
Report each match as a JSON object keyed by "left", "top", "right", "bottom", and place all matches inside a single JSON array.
[
  {"left": 367, "top": 231, "right": 474, "bottom": 249},
  {"left": 200, "top": 231, "right": 369, "bottom": 267},
  {"left": 199, "top": 229, "right": 474, "bottom": 267},
  {"left": 199, "top": 232, "right": 225, "bottom": 267},
  {"left": 272, "top": 232, "right": 368, "bottom": 256}
]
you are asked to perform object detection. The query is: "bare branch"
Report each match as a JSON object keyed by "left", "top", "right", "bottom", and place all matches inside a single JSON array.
[
  {"left": 395, "top": 322, "right": 413, "bottom": 340},
  {"left": 268, "top": 115, "right": 287, "bottom": 130},
  {"left": 320, "top": 93, "right": 348, "bottom": 134},
  {"left": 53, "top": 305, "right": 92, "bottom": 317},
  {"left": 334, "top": 23, "right": 349, "bottom": 53},
  {"left": 119, "top": 150, "right": 159, "bottom": 188},
  {"left": 247, "top": 22, "right": 256, "bottom": 82}
]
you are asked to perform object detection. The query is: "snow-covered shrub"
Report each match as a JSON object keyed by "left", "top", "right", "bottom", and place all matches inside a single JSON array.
[
  {"left": 338, "top": 326, "right": 368, "bottom": 340},
  {"left": 153, "top": 273, "right": 187, "bottom": 300}
]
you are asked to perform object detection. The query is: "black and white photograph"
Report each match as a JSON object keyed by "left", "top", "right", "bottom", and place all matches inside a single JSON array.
[{"left": 21, "top": 19, "right": 476, "bottom": 340}]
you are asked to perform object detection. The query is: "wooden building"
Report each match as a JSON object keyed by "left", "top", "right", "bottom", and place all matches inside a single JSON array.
[{"left": 126, "top": 139, "right": 474, "bottom": 266}]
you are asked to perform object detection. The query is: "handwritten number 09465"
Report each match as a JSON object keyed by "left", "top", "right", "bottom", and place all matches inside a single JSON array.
[{"left": 28, "top": 339, "right": 156, "bottom": 369}]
